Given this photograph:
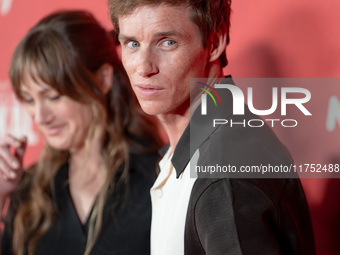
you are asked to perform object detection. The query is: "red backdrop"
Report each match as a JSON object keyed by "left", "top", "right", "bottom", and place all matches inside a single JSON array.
[{"left": 1, "top": 0, "right": 340, "bottom": 254}]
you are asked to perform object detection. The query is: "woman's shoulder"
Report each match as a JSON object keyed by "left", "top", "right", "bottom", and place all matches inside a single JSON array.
[
  {"left": 130, "top": 151, "right": 160, "bottom": 167},
  {"left": 128, "top": 151, "right": 159, "bottom": 181}
]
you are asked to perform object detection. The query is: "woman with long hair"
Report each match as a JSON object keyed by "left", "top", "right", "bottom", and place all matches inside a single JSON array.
[{"left": 0, "top": 10, "right": 161, "bottom": 255}]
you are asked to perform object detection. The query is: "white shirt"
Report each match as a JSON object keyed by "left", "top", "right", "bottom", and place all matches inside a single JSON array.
[{"left": 150, "top": 148, "right": 198, "bottom": 255}]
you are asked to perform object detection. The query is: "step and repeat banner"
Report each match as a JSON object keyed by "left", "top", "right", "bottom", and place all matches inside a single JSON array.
[{"left": 1, "top": 0, "right": 340, "bottom": 254}]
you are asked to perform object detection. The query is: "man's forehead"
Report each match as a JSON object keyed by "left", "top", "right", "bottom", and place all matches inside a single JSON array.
[
  {"left": 118, "top": 2, "right": 189, "bottom": 18},
  {"left": 118, "top": 4, "right": 194, "bottom": 35}
]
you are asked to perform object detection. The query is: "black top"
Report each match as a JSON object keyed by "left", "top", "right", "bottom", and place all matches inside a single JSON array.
[{"left": 1, "top": 152, "right": 158, "bottom": 255}]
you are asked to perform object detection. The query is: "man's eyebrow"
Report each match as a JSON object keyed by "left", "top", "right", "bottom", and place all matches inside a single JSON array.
[
  {"left": 118, "top": 34, "right": 137, "bottom": 41},
  {"left": 153, "top": 31, "right": 182, "bottom": 37},
  {"left": 119, "top": 31, "right": 183, "bottom": 41}
]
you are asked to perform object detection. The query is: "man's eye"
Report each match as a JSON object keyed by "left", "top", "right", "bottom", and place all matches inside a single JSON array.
[
  {"left": 163, "top": 40, "right": 177, "bottom": 47},
  {"left": 160, "top": 40, "right": 178, "bottom": 50},
  {"left": 127, "top": 41, "right": 140, "bottom": 48}
]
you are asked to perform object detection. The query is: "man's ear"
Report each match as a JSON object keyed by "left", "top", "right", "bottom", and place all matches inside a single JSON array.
[
  {"left": 208, "top": 29, "right": 227, "bottom": 63},
  {"left": 96, "top": 63, "right": 113, "bottom": 95}
]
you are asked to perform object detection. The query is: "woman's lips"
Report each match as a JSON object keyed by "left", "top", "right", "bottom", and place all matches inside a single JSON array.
[{"left": 44, "top": 124, "right": 65, "bottom": 136}]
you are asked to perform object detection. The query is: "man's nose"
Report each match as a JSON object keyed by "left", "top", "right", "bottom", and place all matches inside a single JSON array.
[{"left": 136, "top": 48, "right": 159, "bottom": 78}]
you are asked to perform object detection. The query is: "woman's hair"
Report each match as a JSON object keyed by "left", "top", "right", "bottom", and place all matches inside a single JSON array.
[{"left": 9, "top": 10, "right": 161, "bottom": 255}]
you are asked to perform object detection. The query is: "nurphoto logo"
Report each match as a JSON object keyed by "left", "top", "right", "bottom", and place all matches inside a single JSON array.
[{"left": 197, "top": 81, "right": 312, "bottom": 128}]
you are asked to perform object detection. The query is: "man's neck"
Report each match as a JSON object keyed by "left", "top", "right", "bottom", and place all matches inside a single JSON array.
[
  {"left": 157, "top": 105, "right": 191, "bottom": 153},
  {"left": 158, "top": 68, "right": 225, "bottom": 152}
]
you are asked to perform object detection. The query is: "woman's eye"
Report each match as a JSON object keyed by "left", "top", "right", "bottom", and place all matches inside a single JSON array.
[
  {"left": 22, "top": 98, "right": 34, "bottom": 104},
  {"left": 49, "top": 94, "right": 61, "bottom": 101},
  {"left": 127, "top": 41, "right": 140, "bottom": 49}
]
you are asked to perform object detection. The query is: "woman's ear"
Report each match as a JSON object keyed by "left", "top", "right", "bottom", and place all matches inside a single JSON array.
[
  {"left": 208, "top": 29, "right": 227, "bottom": 63},
  {"left": 96, "top": 63, "right": 113, "bottom": 95}
]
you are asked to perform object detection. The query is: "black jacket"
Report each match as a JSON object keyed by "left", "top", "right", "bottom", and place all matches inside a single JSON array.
[{"left": 169, "top": 78, "right": 315, "bottom": 255}]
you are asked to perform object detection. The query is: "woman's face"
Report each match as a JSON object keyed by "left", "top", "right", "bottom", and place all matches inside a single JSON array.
[{"left": 19, "top": 74, "right": 93, "bottom": 152}]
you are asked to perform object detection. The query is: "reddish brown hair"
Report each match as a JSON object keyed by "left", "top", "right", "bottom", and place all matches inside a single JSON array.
[{"left": 108, "top": 0, "right": 232, "bottom": 67}]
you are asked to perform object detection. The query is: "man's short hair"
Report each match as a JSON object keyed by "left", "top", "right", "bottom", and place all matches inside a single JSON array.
[{"left": 108, "top": 0, "right": 232, "bottom": 67}]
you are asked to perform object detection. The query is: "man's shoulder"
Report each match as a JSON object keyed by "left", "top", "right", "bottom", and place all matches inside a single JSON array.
[
  {"left": 198, "top": 113, "right": 293, "bottom": 175},
  {"left": 190, "top": 178, "right": 290, "bottom": 205},
  {"left": 185, "top": 177, "right": 314, "bottom": 255}
]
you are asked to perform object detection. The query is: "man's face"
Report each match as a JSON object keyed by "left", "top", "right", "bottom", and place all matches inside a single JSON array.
[{"left": 118, "top": 4, "right": 210, "bottom": 116}]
